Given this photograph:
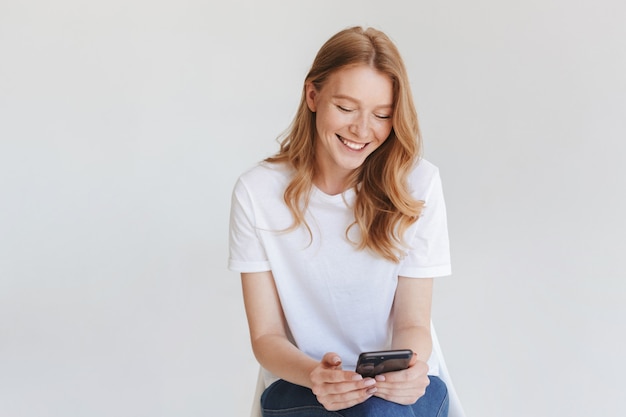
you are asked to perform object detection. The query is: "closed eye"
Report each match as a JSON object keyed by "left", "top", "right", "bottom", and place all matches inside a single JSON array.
[
  {"left": 375, "top": 114, "right": 391, "bottom": 120},
  {"left": 336, "top": 105, "right": 354, "bottom": 113}
]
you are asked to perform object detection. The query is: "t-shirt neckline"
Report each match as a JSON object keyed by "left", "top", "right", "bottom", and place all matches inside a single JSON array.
[{"left": 311, "top": 184, "right": 356, "bottom": 206}]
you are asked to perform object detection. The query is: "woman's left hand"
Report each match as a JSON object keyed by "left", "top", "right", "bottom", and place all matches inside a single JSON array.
[{"left": 372, "top": 353, "right": 430, "bottom": 405}]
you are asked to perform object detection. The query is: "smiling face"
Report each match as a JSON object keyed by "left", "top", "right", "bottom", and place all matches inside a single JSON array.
[{"left": 305, "top": 64, "right": 394, "bottom": 194}]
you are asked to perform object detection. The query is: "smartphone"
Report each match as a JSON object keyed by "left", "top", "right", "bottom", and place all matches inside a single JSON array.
[{"left": 355, "top": 349, "right": 413, "bottom": 378}]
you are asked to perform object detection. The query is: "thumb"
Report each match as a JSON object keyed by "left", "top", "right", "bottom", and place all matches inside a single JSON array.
[
  {"left": 408, "top": 351, "right": 418, "bottom": 367},
  {"left": 321, "top": 352, "right": 343, "bottom": 369}
]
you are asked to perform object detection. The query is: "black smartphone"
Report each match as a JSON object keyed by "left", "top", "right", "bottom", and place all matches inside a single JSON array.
[{"left": 355, "top": 349, "right": 413, "bottom": 378}]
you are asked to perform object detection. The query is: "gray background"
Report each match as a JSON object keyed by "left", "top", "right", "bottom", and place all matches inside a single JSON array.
[{"left": 1, "top": 1, "right": 625, "bottom": 416}]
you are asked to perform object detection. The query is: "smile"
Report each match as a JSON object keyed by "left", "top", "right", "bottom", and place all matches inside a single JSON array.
[{"left": 337, "top": 135, "right": 368, "bottom": 151}]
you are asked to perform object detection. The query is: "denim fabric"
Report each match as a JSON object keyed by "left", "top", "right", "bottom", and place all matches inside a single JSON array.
[{"left": 260, "top": 376, "right": 449, "bottom": 417}]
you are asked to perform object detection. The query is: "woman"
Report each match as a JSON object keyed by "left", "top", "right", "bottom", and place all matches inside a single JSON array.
[{"left": 229, "top": 26, "right": 451, "bottom": 416}]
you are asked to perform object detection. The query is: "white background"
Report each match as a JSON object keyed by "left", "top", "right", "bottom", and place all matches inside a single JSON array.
[{"left": 1, "top": 1, "right": 625, "bottom": 416}]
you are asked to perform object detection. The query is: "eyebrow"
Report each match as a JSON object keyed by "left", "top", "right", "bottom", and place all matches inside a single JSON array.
[{"left": 332, "top": 94, "right": 393, "bottom": 109}]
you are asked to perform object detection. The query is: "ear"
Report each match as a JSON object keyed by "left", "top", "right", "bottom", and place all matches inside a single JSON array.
[{"left": 305, "top": 82, "right": 318, "bottom": 112}]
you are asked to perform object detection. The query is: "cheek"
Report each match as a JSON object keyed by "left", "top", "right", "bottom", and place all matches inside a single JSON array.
[
  {"left": 318, "top": 111, "right": 348, "bottom": 133},
  {"left": 374, "top": 124, "right": 393, "bottom": 142}
]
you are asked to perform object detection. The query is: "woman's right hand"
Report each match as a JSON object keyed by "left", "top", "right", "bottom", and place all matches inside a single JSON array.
[{"left": 309, "top": 352, "right": 377, "bottom": 411}]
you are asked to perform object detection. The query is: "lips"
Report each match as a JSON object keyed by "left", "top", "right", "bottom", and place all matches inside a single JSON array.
[{"left": 337, "top": 135, "right": 368, "bottom": 151}]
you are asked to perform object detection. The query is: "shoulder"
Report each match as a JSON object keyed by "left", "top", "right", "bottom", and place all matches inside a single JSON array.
[
  {"left": 235, "top": 161, "right": 293, "bottom": 190},
  {"left": 407, "top": 158, "right": 443, "bottom": 200},
  {"left": 230, "top": 161, "right": 295, "bottom": 230}
]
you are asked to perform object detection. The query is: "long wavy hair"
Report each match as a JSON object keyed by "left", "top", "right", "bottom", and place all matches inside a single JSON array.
[{"left": 266, "top": 26, "right": 424, "bottom": 262}]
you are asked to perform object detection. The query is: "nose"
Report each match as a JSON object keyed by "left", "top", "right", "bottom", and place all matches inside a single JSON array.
[{"left": 349, "top": 112, "right": 369, "bottom": 139}]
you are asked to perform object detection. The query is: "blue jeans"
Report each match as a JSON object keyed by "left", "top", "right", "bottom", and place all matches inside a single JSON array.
[{"left": 260, "top": 376, "right": 449, "bottom": 417}]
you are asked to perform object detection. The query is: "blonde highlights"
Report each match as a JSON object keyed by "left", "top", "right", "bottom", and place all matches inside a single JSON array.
[{"left": 266, "top": 26, "right": 424, "bottom": 262}]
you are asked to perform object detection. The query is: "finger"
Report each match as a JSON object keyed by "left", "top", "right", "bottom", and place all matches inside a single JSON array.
[
  {"left": 373, "top": 369, "right": 429, "bottom": 404},
  {"left": 321, "top": 352, "right": 342, "bottom": 369},
  {"left": 375, "top": 378, "right": 426, "bottom": 395},
  {"left": 322, "top": 383, "right": 377, "bottom": 410},
  {"left": 325, "top": 391, "right": 376, "bottom": 411},
  {"left": 374, "top": 378, "right": 428, "bottom": 400},
  {"left": 320, "top": 376, "right": 376, "bottom": 395},
  {"left": 319, "top": 369, "right": 368, "bottom": 384},
  {"left": 373, "top": 378, "right": 428, "bottom": 403}
]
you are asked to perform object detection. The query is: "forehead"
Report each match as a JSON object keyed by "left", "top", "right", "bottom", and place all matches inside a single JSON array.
[{"left": 323, "top": 65, "right": 393, "bottom": 105}]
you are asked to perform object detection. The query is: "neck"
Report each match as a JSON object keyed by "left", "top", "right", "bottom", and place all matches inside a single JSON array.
[
  {"left": 314, "top": 178, "right": 347, "bottom": 195},
  {"left": 313, "top": 168, "right": 355, "bottom": 195},
  {"left": 312, "top": 142, "right": 357, "bottom": 195}
]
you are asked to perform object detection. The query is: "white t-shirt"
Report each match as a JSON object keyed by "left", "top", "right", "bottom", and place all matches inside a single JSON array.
[{"left": 229, "top": 159, "right": 451, "bottom": 375}]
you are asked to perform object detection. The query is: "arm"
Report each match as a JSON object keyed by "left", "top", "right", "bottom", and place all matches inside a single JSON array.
[
  {"left": 241, "top": 271, "right": 376, "bottom": 410},
  {"left": 241, "top": 271, "right": 317, "bottom": 386},
  {"left": 391, "top": 277, "right": 433, "bottom": 359},
  {"left": 373, "top": 276, "right": 433, "bottom": 404}
]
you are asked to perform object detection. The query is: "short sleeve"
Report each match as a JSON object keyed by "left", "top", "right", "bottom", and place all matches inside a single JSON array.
[
  {"left": 228, "top": 178, "right": 271, "bottom": 273},
  {"left": 398, "top": 168, "right": 452, "bottom": 278}
]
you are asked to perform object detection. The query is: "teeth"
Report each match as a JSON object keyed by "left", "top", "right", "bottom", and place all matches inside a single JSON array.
[{"left": 339, "top": 136, "right": 366, "bottom": 150}]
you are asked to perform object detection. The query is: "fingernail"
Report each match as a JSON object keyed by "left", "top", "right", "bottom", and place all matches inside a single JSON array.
[
  {"left": 333, "top": 356, "right": 341, "bottom": 365},
  {"left": 363, "top": 378, "right": 376, "bottom": 387},
  {"left": 366, "top": 387, "right": 377, "bottom": 395},
  {"left": 375, "top": 375, "right": 386, "bottom": 382},
  {"left": 352, "top": 374, "right": 363, "bottom": 381}
]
